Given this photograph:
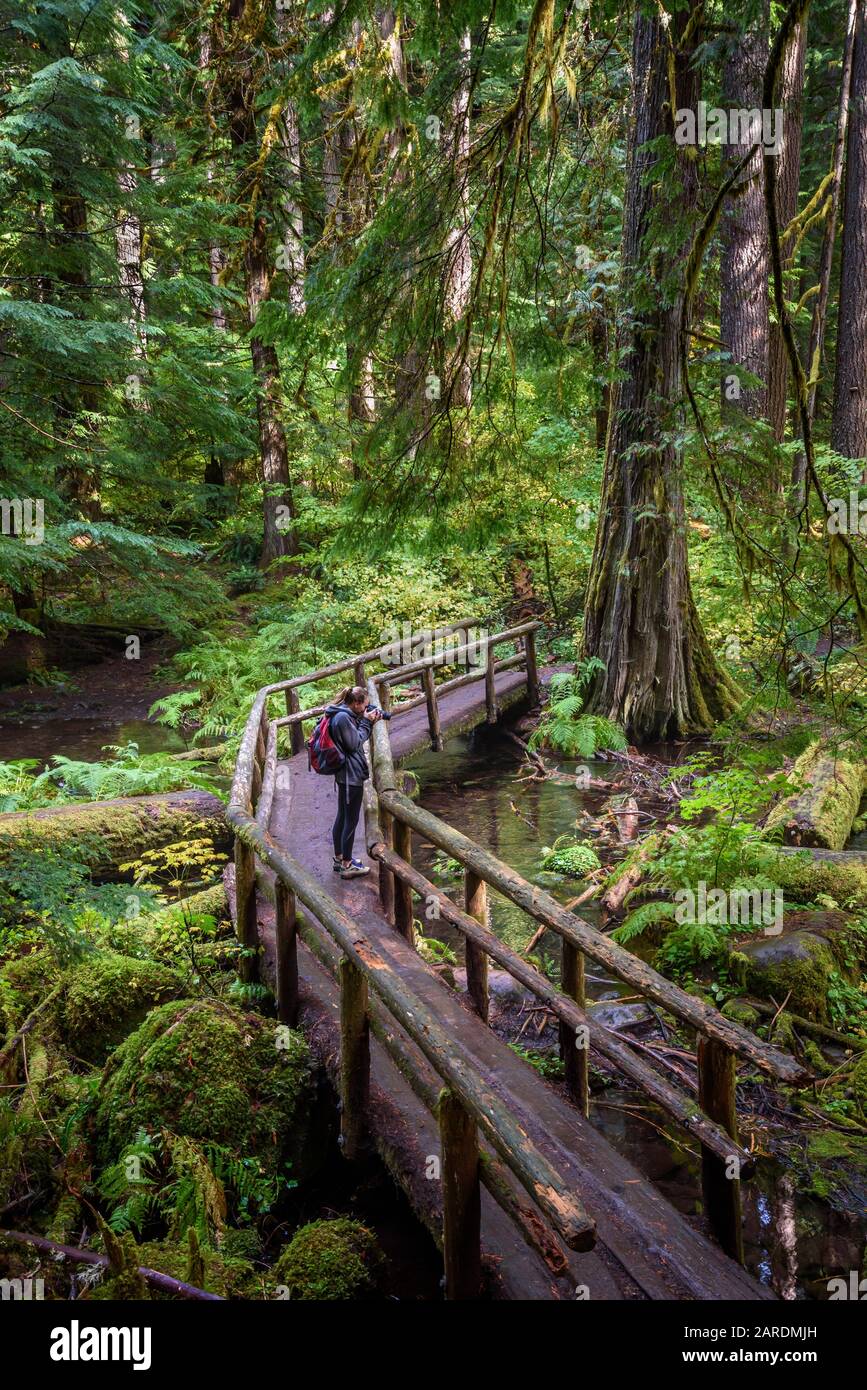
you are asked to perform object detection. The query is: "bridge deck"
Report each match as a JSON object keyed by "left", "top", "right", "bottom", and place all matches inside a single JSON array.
[{"left": 243, "top": 668, "right": 773, "bottom": 1300}]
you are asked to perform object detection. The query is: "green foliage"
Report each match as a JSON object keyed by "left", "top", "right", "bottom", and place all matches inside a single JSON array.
[
  {"left": 272, "top": 1219, "right": 383, "bottom": 1301},
  {"left": 539, "top": 835, "right": 601, "bottom": 878},
  {"left": 531, "top": 662, "right": 627, "bottom": 758}
]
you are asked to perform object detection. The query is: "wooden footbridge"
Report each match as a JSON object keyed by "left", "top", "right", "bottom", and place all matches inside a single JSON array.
[{"left": 227, "top": 620, "right": 809, "bottom": 1300}]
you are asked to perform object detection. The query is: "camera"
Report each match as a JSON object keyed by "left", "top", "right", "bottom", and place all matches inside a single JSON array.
[{"left": 366, "top": 705, "right": 392, "bottom": 720}]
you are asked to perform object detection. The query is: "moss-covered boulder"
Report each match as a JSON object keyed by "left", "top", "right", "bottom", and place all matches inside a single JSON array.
[
  {"left": 93, "top": 999, "right": 315, "bottom": 1176},
  {"left": 272, "top": 1219, "right": 383, "bottom": 1300},
  {"left": 737, "top": 930, "right": 837, "bottom": 1021},
  {"left": 62, "top": 952, "right": 184, "bottom": 1063},
  {"left": 721, "top": 997, "right": 760, "bottom": 1028},
  {"left": 733, "top": 911, "right": 866, "bottom": 1022},
  {"left": 1, "top": 950, "right": 63, "bottom": 1033}
]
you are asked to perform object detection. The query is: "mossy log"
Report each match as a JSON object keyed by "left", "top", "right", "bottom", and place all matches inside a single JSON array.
[
  {"left": 0, "top": 791, "right": 229, "bottom": 879},
  {"left": 764, "top": 740, "right": 867, "bottom": 851},
  {"left": 770, "top": 846, "right": 867, "bottom": 907}
]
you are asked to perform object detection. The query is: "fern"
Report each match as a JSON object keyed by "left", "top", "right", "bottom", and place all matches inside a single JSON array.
[
  {"left": 612, "top": 900, "right": 678, "bottom": 944},
  {"left": 530, "top": 665, "right": 627, "bottom": 758}
]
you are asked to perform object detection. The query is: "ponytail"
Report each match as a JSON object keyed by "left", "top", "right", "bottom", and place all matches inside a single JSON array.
[{"left": 336, "top": 685, "right": 366, "bottom": 705}]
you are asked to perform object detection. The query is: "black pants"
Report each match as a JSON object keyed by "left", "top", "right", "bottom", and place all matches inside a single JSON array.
[{"left": 332, "top": 781, "right": 364, "bottom": 860}]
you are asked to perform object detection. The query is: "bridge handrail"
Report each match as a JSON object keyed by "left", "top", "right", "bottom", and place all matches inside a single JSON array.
[
  {"left": 366, "top": 706, "right": 806, "bottom": 1088},
  {"left": 225, "top": 803, "right": 596, "bottom": 1255}
]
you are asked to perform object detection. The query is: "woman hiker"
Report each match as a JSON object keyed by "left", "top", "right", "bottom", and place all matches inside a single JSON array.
[{"left": 323, "top": 685, "right": 383, "bottom": 878}]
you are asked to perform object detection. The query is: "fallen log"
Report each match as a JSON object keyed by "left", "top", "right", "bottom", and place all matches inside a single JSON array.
[
  {"left": 0, "top": 791, "right": 229, "bottom": 879},
  {"left": 601, "top": 834, "right": 660, "bottom": 915},
  {"left": 0, "top": 1229, "right": 223, "bottom": 1300},
  {"left": 769, "top": 846, "right": 867, "bottom": 907},
  {"left": 764, "top": 739, "right": 867, "bottom": 851}
]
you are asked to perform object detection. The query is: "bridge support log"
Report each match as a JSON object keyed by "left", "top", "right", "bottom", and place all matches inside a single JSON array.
[
  {"left": 560, "top": 941, "right": 589, "bottom": 1116},
  {"left": 285, "top": 686, "right": 305, "bottom": 756},
  {"left": 438, "top": 1088, "right": 482, "bottom": 1299},
  {"left": 464, "top": 870, "right": 489, "bottom": 1023},
  {"left": 233, "top": 836, "right": 259, "bottom": 984},
  {"left": 275, "top": 879, "right": 298, "bottom": 1026},
  {"left": 524, "top": 629, "right": 540, "bottom": 706},
  {"left": 423, "top": 665, "right": 443, "bottom": 751},
  {"left": 485, "top": 641, "right": 498, "bottom": 724},
  {"left": 393, "top": 819, "right": 415, "bottom": 941},
  {"left": 697, "top": 1038, "right": 744, "bottom": 1265},
  {"left": 339, "top": 956, "right": 370, "bottom": 1161}
]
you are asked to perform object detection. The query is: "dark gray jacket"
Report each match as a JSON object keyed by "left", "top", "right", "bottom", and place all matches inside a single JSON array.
[{"left": 325, "top": 703, "right": 373, "bottom": 787}]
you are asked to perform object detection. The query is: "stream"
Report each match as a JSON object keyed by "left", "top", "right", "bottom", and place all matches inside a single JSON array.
[{"left": 406, "top": 727, "right": 867, "bottom": 1300}]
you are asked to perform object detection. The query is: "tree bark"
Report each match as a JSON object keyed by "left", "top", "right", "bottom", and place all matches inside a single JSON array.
[
  {"left": 790, "top": 0, "right": 858, "bottom": 511},
  {"left": 720, "top": 12, "right": 769, "bottom": 421},
  {"left": 442, "top": 29, "right": 473, "bottom": 422},
  {"left": 833, "top": 0, "right": 867, "bottom": 470},
  {"left": 222, "top": 0, "right": 298, "bottom": 563},
  {"left": 768, "top": 21, "right": 806, "bottom": 442},
  {"left": 581, "top": 4, "right": 740, "bottom": 741}
]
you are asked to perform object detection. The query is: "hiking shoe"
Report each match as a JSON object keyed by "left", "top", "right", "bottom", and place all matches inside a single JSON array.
[
  {"left": 340, "top": 858, "right": 370, "bottom": 878},
  {"left": 332, "top": 855, "right": 343, "bottom": 873}
]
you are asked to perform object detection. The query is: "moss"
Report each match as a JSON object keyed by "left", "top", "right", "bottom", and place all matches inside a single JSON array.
[
  {"left": 130, "top": 1237, "right": 256, "bottom": 1299},
  {"left": 62, "top": 952, "right": 184, "bottom": 1063},
  {"left": 721, "top": 998, "right": 759, "bottom": 1028},
  {"left": 765, "top": 741, "right": 866, "bottom": 851},
  {"left": 853, "top": 1053, "right": 867, "bottom": 1117},
  {"left": 272, "top": 1219, "right": 383, "bottom": 1300},
  {"left": 744, "top": 933, "right": 838, "bottom": 1022},
  {"left": 93, "top": 999, "right": 314, "bottom": 1174},
  {"left": 1, "top": 950, "right": 63, "bottom": 1032},
  {"left": 771, "top": 851, "right": 867, "bottom": 908},
  {"left": 0, "top": 796, "right": 229, "bottom": 875}
]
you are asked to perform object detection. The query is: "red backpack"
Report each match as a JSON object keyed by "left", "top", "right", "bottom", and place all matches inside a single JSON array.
[{"left": 308, "top": 712, "right": 345, "bottom": 775}]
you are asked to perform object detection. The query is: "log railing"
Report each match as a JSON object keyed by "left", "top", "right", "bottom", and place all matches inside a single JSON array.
[
  {"left": 228, "top": 621, "right": 809, "bottom": 1285},
  {"left": 360, "top": 682, "right": 811, "bottom": 1267},
  {"left": 227, "top": 617, "right": 588, "bottom": 1296}
]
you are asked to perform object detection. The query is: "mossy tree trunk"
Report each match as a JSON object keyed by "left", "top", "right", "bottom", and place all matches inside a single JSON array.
[{"left": 581, "top": 3, "right": 740, "bottom": 742}]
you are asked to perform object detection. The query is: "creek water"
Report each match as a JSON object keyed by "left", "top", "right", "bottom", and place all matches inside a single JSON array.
[{"left": 405, "top": 728, "right": 867, "bottom": 1300}]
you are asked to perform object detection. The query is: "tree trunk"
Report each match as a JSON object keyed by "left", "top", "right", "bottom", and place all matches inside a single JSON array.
[
  {"left": 223, "top": 0, "right": 298, "bottom": 563},
  {"left": 833, "top": 0, "right": 867, "bottom": 471},
  {"left": 582, "top": 3, "right": 739, "bottom": 742},
  {"left": 720, "top": 13, "right": 769, "bottom": 421},
  {"left": 790, "top": 0, "right": 858, "bottom": 511},
  {"left": 442, "top": 29, "right": 473, "bottom": 421},
  {"left": 768, "top": 20, "right": 806, "bottom": 442},
  {"left": 246, "top": 213, "right": 299, "bottom": 562}
]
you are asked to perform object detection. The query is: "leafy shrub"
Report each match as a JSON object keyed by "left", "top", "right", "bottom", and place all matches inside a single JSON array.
[{"left": 539, "top": 835, "right": 601, "bottom": 877}]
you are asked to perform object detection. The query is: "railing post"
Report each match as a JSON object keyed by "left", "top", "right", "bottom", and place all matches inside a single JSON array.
[
  {"left": 339, "top": 956, "right": 370, "bottom": 1161},
  {"left": 378, "top": 806, "right": 396, "bottom": 923},
  {"left": 422, "top": 665, "right": 443, "bottom": 751},
  {"left": 438, "top": 1088, "right": 482, "bottom": 1300},
  {"left": 560, "top": 941, "right": 589, "bottom": 1116},
  {"left": 485, "top": 638, "right": 497, "bottom": 724},
  {"left": 234, "top": 835, "right": 259, "bottom": 984},
  {"left": 524, "top": 628, "right": 540, "bottom": 706},
  {"left": 377, "top": 678, "right": 392, "bottom": 714},
  {"left": 354, "top": 659, "right": 365, "bottom": 688},
  {"left": 464, "top": 870, "right": 489, "bottom": 1023},
  {"left": 275, "top": 879, "right": 298, "bottom": 1027},
  {"left": 251, "top": 758, "right": 263, "bottom": 810},
  {"left": 393, "top": 818, "right": 414, "bottom": 941},
  {"left": 285, "top": 686, "right": 305, "bottom": 757},
  {"left": 697, "top": 1038, "right": 744, "bottom": 1264}
]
